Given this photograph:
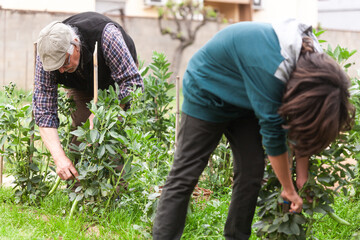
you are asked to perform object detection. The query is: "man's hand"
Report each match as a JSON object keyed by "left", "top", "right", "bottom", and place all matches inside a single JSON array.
[
  {"left": 39, "top": 127, "right": 79, "bottom": 181},
  {"left": 281, "top": 190, "right": 303, "bottom": 213},
  {"left": 54, "top": 156, "right": 79, "bottom": 180},
  {"left": 268, "top": 152, "right": 304, "bottom": 213}
]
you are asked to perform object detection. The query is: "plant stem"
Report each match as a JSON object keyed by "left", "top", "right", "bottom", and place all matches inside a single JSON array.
[
  {"left": 104, "top": 157, "right": 129, "bottom": 212},
  {"left": 48, "top": 176, "right": 61, "bottom": 195},
  {"left": 68, "top": 198, "right": 80, "bottom": 222}
]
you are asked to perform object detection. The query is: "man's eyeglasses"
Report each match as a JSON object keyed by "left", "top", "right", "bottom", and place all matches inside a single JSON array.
[
  {"left": 62, "top": 41, "right": 78, "bottom": 68},
  {"left": 63, "top": 54, "right": 71, "bottom": 68}
]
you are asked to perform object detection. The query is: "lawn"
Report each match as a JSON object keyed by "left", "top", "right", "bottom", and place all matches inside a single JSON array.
[{"left": 0, "top": 186, "right": 359, "bottom": 239}]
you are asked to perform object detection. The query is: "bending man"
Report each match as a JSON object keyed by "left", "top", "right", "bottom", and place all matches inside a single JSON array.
[
  {"left": 33, "top": 12, "right": 144, "bottom": 181},
  {"left": 153, "top": 19, "right": 354, "bottom": 240}
]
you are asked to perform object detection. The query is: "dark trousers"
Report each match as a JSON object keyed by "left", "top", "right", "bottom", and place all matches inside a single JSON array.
[
  {"left": 153, "top": 113, "right": 265, "bottom": 240},
  {"left": 66, "top": 89, "right": 93, "bottom": 144}
]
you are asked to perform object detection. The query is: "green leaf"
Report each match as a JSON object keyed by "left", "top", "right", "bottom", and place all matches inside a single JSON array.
[
  {"left": 90, "top": 129, "right": 99, "bottom": 143},
  {"left": 252, "top": 221, "right": 265, "bottom": 229},
  {"left": 109, "top": 131, "right": 123, "bottom": 140},
  {"left": 18, "top": 177, "right": 28, "bottom": 182},
  {"left": 85, "top": 187, "right": 98, "bottom": 197},
  {"left": 29, "top": 194, "right": 36, "bottom": 200},
  {"left": 76, "top": 193, "right": 84, "bottom": 201},
  {"left": 293, "top": 214, "right": 306, "bottom": 225},
  {"left": 29, "top": 163, "right": 39, "bottom": 172},
  {"left": 71, "top": 128, "right": 85, "bottom": 137},
  {"left": 30, "top": 176, "right": 42, "bottom": 183},
  {"left": 105, "top": 144, "right": 116, "bottom": 155},
  {"left": 120, "top": 95, "right": 131, "bottom": 105},
  {"left": 99, "top": 131, "right": 105, "bottom": 144},
  {"left": 344, "top": 63, "right": 352, "bottom": 69},
  {"left": 278, "top": 222, "right": 292, "bottom": 235},
  {"left": 268, "top": 223, "right": 280, "bottom": 233},
  {"left": 282, "top": 213, "right": 289, "bottom": 222},
  {"left": 97, "top": 145, "right": 106, "bottom": 159},
  {"left": 262, "top": 224, "right": 270, "bottom": 232},
  {"left": 317, "top": 175, "right": 331, "bottom": 184},
  {"left": 0, "top": 135, "right": 7, "bottom": 147},
  {"left": 69, "top": 192, "right": 76, "bottom": 201},
  {"left": 314, "top": 206, "right": 327, "bottom": 214},
  {"left": 289, "top": 220, "right": 300, "bottom": 235},
  {"left": 78, "top": 142, "right": 87, "bottom": 151},
  {"left": 75, "top": 186, "right": 83, "bottom": 193}
]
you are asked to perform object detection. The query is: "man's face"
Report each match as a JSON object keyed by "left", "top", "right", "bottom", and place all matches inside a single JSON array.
[{"left": 58, "top": 44, "right": 80, "bottom": 73}]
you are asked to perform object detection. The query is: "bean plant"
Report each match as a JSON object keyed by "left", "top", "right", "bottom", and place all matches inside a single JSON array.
[
  {"left": 63, "top": 52, "right": 176, "bottom": 219},
  {"left": 0, "top": 83, "right": 49, "bottom": 204},
  {"left": 201, "top": 136, "right": 233, "bottom": 194}
]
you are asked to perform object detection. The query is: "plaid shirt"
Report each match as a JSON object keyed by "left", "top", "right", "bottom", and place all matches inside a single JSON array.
[{"left": 33, "top": 23, "right": 144, "bottom": 128}]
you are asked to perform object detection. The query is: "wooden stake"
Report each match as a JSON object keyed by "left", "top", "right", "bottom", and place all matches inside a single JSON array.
[
  {"left": 93, "top": 41, "right": 98, "bottom": 104},
  {"left": 175, "top": 76, "right": 180, "bottom": 149},
  {"left": 30, "top": 43, "right": 37, "bottom": 164},
  {"left": 0, "top": 146, "right": 3, "bottom": 186}
]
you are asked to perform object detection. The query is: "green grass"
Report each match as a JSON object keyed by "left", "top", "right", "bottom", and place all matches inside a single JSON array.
[
  {"left": 1, "top": 185, "right": 358, "bottom": 239},
  {"left": 312, "top": 195, "right": 360, "bottom": 239},
  {"left": 0, "top": 187, "right": 230, "bottom": 240},
  {"left": 0, "top": 187, "right": 145, "bottom": 239}
]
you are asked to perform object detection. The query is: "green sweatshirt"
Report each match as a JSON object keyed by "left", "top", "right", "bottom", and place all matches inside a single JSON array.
[{"left": 182, "top": 20, "right": 321, "bottom": 156}]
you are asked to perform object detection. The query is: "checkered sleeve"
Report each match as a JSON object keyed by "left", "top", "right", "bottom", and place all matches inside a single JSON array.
[
  {"left": 32, "top": 55, "right": 59, "bottom": 128},
  {"left": 101, "top": 24, "right": 144, "bottom": 106}
]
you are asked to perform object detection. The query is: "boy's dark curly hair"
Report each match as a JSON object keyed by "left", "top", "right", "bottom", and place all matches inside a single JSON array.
[{"left": 278, "top": 37, "right": 355, "bottom": 157}]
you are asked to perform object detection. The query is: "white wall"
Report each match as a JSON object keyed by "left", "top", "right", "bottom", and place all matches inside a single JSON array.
[
  {"left": 0, "top": 0, "right": 319, "bottom": 25},
  {"left": 253, "top": 0, "right": 318, "bottom": 26},
  {"left": 318, "top": 0, "right": 360, "bottom": 31},
  {"left": 125, "top": 0, "right": 319, "bottom": 23},
  {"left": 0, "top": 0, "right": 95, "bottom": 13},
  {"left": 125, "top": 0, "right": 158, "bottom": 18}
]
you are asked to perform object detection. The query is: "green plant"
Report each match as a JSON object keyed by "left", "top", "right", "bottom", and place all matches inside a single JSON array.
[
  {"left": 62, "top": 52, "right": 177, "bottom": 220},
  {"left": 133, "top": 51, "right": 175, "bottom": 145},
  {"left": 201, "top": 136, "right": 233, "bottom": 193},
  {"left": 0, "top": 83, "right": 50, "bottom": 204}
]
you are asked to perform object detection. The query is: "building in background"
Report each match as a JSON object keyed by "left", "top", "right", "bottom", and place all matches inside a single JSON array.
[
  {"left": 318, "top": 0, "right": 360, "bottom": 31},
  {"left": 0, "top": 0, "right": 95, "bottom": 13},
  {"left": 317, "top": 0, "right": 360, "bottom": 77},
  {"left": 0, "top": 0, "right": 318, "bottom": 89}
]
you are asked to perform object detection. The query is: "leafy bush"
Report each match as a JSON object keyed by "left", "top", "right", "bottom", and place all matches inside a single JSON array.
[{"left": 0, "top": 83, "right": 50, "bottom": 204}]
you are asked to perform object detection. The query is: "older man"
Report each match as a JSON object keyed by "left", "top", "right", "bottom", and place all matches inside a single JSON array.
[{"left": 33, "top": 12, "right": 143, "bottom": 181}]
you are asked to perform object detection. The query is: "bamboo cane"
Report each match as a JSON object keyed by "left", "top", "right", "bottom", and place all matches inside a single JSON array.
[
  {"left": 0, "top": 146, "right": 3, "bottom": 186},
  {"left": 175, "top": 76, "right": 180, "bottom": 149},
  {"left": 93, "top": 41, "right": 98, "bottom": 104},
  {"left": 29, "top": 43, "right": 37, "bottom": 163}
]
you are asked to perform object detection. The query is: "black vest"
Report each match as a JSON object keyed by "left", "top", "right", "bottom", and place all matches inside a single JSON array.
[{"left": 55, "top": 12, "right": 138, "bottom": 94}]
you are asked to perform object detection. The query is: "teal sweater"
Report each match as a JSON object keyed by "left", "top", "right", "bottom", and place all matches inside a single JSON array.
[{"left": 182, "top": 22, "right": 288, "bottom": 156}]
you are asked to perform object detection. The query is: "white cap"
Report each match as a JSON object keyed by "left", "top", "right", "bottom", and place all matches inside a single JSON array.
[{"left": 37, "top": 21, "right": 72, "bottom": 71}]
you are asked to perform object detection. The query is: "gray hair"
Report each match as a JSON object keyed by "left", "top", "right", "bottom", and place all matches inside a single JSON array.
[{"left": 65, "top": 25, "right": 81, "bottom": 54}]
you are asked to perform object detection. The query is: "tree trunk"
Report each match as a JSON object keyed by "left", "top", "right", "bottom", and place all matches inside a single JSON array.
[{"left": 171, "top": 44, "right": 186, "bottom": 81}]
